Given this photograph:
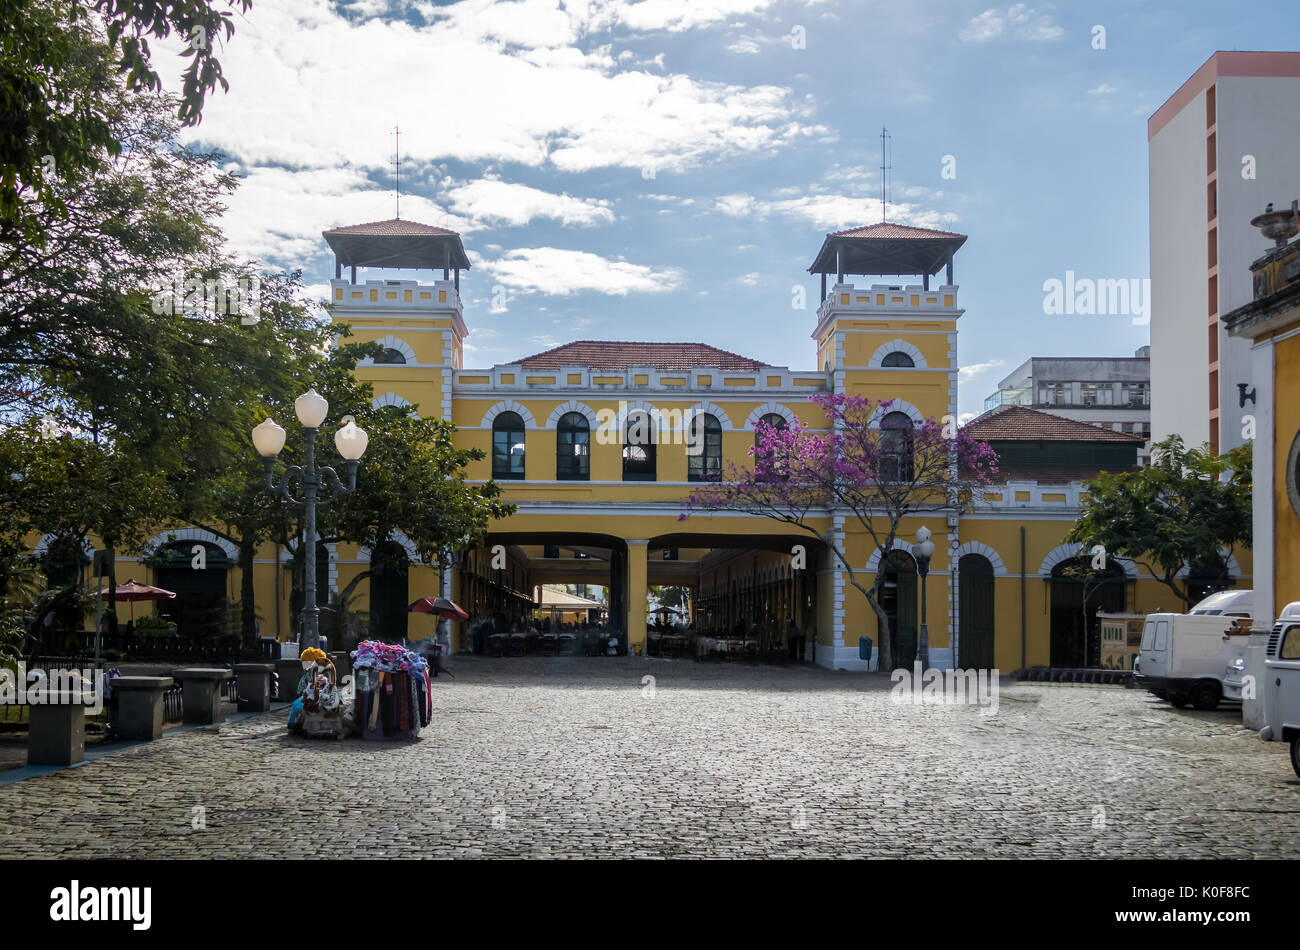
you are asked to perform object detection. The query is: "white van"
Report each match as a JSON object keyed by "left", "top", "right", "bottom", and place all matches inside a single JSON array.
[
  {"left": 1258, "top": 602, "right": 1300, "bottom": 778},
  {"left": 1134, "top": 590, "right": 1253, "bottom": 711}
]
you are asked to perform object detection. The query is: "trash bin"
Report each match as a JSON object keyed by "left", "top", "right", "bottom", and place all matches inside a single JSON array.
[{"left": 859, "top": 636, "right": 873, "bottom": 661}]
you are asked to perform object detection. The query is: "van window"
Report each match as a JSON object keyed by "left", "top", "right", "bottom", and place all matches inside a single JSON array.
[
  {"left": 1140, "top": 621, "right": 1155, "bottom": 650},
  {"left": 1282, "top": 630, "right": 1300, "bottom": 661},
  {"left": 1154, "top": 621, "right": 1169, "bottom": 651}
]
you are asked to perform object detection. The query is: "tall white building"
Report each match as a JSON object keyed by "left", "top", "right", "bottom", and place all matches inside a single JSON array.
[{"left": 1148, "top": 51, "right": 1300, "bottom": 455}]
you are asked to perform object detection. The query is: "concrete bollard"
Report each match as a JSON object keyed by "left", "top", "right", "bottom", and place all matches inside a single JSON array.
[
  {"left": 232, "top": 664, "right": 274, "bottom": 713},
  {"left": 274, "top": 659, "right": 304, "bottom": 702},
  {"left": 28, "top": 694, "right": 86, "bottom": 766},
  {"left": 111, "top": 676, "right": 174, "bottom": 740},
  {"left": 170, "top": 668, "right": 233, "bottom": 725}
]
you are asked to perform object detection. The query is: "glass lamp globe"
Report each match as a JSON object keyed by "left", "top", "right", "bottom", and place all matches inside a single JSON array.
[
  {"left": 294, "top": 389, "right": 329, "bottom": 429},
  {"left": 251, "top": 418, "right": 286, "bottom": 458},
  {"left": 334, "top": 416, "right": 369, "bottom": 461}
]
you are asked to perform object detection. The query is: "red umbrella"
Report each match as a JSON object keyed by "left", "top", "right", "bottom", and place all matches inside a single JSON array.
[
  {"left": 408, "top": 596, "right": 469, "bottom": 620},
  {"left": 100, "top": 579, "right": 176, "bottom": 622}
]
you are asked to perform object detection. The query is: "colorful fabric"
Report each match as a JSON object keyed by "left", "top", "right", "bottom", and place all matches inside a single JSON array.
[{"left": 350, "top": 639, "right": 428, "bottom": 674}]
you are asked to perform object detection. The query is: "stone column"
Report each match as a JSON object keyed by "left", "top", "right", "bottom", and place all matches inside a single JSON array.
[
  {"left": 233, "top": 664, "right": 274, "bottom": 713},
  {"left": 626, "top": 540, "right": 649, "bottom": 656},
  {"left": 171, "top": 668, "right": 233, "bottom": 724}
]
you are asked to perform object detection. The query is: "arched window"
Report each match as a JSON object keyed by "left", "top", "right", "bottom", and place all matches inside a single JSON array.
[
  {"left": 688, "top": 413, "right": 722, "bottom": 482},
  {"left": 374, "top": 348, "right": 407, "bottom": 364},
  {"left": 881, "top": 351, "right": 915, "bottom": 368},
  {"left": 492, "top": 411, "right": 526, "bottom": 480},
  {"left": 754, "top": 412, "right": 788, "bottom": 449},
  {"left": 622, "top": 411, "right": 656, "bottom": 481},
  {"left": 880, "top": 411, "right": 914, "bottom": 482},
  {"left": 556, "top": 412, "right": 590, "bottom": 481}
]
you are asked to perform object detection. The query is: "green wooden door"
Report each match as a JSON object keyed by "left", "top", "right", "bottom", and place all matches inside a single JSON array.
[{"left": 958, "top": 555, "right": 996, "bottom": 670}]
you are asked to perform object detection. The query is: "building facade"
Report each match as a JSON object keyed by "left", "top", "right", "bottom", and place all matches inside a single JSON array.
[
  {"left": 1149, "top": 50, "right": 1300, "bottom": 456},
  {"left": 1223, "top": 204, "right": 1300, "bottom": 625},
  {"left": 23, "top": 219, "right": 1251, "bottom": 671},
  {"left": 983, "top": 351, "right": 1152, "bottom": 461}
]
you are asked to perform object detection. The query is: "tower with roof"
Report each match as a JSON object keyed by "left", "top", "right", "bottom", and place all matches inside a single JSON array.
[
  {"left": 323, "top": 218, "right": 471, "bottom": 421},
  {"left": 808, "top": 222, "right": 966, "bottom": 427}
]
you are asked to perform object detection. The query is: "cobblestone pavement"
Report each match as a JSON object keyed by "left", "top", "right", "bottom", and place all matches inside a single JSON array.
[{"left": 0, "top": 657, "right": 1296, "bottom": 859}]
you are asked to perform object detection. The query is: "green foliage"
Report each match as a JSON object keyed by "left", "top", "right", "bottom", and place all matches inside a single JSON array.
[
  {"left": 1067, "top": 435, "right": 1252, "bottom": 608},
  {"left": 1, "top": 0, "right": 249, "bottom": 241}
]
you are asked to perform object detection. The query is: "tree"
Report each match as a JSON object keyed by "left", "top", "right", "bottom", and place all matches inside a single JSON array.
[
  {"left": 682, "top": 394, "right": 998, "bottom": 671},
  {"left": 1, "top": 0, "right": 250, "bottom": 240},
  {"left": 1066, "top": 435, "right": 1251, "bottom": 611}
]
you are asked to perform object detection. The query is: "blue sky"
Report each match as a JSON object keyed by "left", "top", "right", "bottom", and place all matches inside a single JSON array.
[{"left": 174, "top": 0, "right": 1300, "bottom": 418}]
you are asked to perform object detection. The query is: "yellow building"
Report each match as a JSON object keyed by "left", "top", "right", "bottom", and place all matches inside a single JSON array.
[
  {"left": 23, "top": 218, "right": 1252, "bottom": 670},
  {"left": 1223, "top": 203, "right": 1300, "bottom": 624}
]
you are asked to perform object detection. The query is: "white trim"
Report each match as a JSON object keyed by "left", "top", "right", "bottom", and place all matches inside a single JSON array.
[
  {"left": 865, "top": 539, "right": 915, "bottom": 571},
  {"left": 867, "top": 339, "right": 927, "bottom": 369},
  {"left": 358, "top": 335, "right": 417, "bottom": 366},
  {"left": 373, "top": 391, "right": 415, "bottom": 411},
  {"left": 952, "top": 541, "right": 1008, "bottom": 577},
  {"left": 140, "top": 528, "right": 238, "bottom": 561},
  {"left": 868, "top": 400, "right": 925, "bottom": 427},
  {"left": 32, "top": 533, "right": 95, "bottom": 559},
  {"left": 358, "top": 530, "right": 422, "bottom": 564},
  {"left": 682, "top": 401, "right": 735, "bottom": 431},
  {"left": 743, "top": 402, "right": 798, "bottom": 430},
  {"left": 544, "top": 400, "right": 600, "bottom": 430},
  {"left": 481, "top": 399, "right": 537, "bottom": 429}
]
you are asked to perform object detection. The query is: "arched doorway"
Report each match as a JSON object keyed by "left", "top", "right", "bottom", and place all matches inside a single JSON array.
[
  {"left": 1186, "top": 554, "right": 1231, "bottom": 606},
  {"left": 369, "top": 540, "right": 410, "bottom": 641},
  {"left": 1049, "top": 557, "right": 1125, "bottom": 668},
  {"left": 879, "top": 549, "right": 917, "bottom": 670},
  {"left": 154, "top": 540, "right": 230, "bottom": 638},
  {"left": 959, "top": 554, "right": 996, "bottom": 669}
]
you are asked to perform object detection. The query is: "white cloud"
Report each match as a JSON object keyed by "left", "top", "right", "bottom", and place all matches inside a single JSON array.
[
  {"left": 959, "top": 359, "right": 1007, "bottom": 382},
  {"left": 715, "top": 192, "right": 959, "bottom": 232},
  {"left": 475, "top": 246, "right": 686, "bottom": 295},
  {"left": 727, "top": 36, "right": 762, "bottom": 54},
  {"left": 444, "top": 178, "right": 615, "bottom": 227},
  {"left": 156, "top": 0, "right": 824, "bottom": 264},
  {"left": 959, "top": 4, "right": 1063, "bottom": 43},
  {"left": 1088, "top": 83, "right": 1119, "bottom": 95}
]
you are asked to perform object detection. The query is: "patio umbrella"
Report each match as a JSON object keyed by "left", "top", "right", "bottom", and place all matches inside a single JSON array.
[
  {"left": 100, "top": 579, "right": 177, "bottom": 622},
  {"left": 408, "top": 595, "right": 469, "bottom": 620}
]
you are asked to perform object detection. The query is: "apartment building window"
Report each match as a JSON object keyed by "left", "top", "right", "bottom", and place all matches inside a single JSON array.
[
  {"left": 1124, "top": 383, "right": 1149, "bottom": 407},
  {"left": 556, "top": 412, "right": 590, "bottom": 480},
  {"left": 1038, "top": 382, "right": 1066, "bottom": 406},
  {"left": 492, "top": 412, "right": 526, "bottom": 480},
  {"left": 1081, "top": 383, "right": 1114, "bottom": 407}
]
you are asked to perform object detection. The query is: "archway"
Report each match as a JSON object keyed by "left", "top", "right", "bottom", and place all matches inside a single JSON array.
[
  {"left": 369, "top": 540, "right": 410, "bottom": 641},
  {"left": 958, "top": 554, "right": 996, "bottom": 669},
  {"left": 154, "top": 540, "right": 230, "bottom": 638},
  {"left": 1049, "top": 556, "right": 1125, "bottom": 668},
  {"left": 879, "top": 549, "right": 917, "bottom": 670}
]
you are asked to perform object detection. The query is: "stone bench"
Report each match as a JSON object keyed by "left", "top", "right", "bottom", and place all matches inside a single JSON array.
[
  {"left": 111, "top": 676, "right": 173, "bottom": 740},
  {"left": 28, "top": 690, "right": 89, "bottom": 766},
  {"left": 232, "top": 663, "right": 274, "bottom": 712},
  {"left": 170, "top": 668, "right": 233, "bottom": 725}
]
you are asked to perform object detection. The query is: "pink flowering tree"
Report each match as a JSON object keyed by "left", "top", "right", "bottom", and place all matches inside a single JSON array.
[{"left": 681, "top": 394, "right": 999, "bottom": 671}]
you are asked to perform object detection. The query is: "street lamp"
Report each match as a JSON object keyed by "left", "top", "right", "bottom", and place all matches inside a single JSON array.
[
  {"left": 252, "top": 390, "right": 368, "bottom": 650},
  {"left": 914, "top": 525, "right": 936, "bottom": 669}
]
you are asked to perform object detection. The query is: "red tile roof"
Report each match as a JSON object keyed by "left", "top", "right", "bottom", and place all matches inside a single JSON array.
[
  {"left": 515, "top": 341, "right": 765, "bottom": 371},
  {"left": 322, "top": 218, "right": 460, "bottom": 237},
  {"left": 962, "top": 406, "right": 1145, "bottom": 443},
  {"left": 828, "top": 222, "right": 967, "bottom": 240}
]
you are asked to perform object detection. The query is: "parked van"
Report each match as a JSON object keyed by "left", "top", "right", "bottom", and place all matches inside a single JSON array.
[
  {"left": 1134, "top": 590, "right": 1254, "bottom": 711},
  {"left": 1258, "top": 602, "right": 1300, "bottom": 779}
]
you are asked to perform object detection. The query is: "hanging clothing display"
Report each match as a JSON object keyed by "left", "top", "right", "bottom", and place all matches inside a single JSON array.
[{"left": 350, "top": 640, "right": 431, "bottom": 741}]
